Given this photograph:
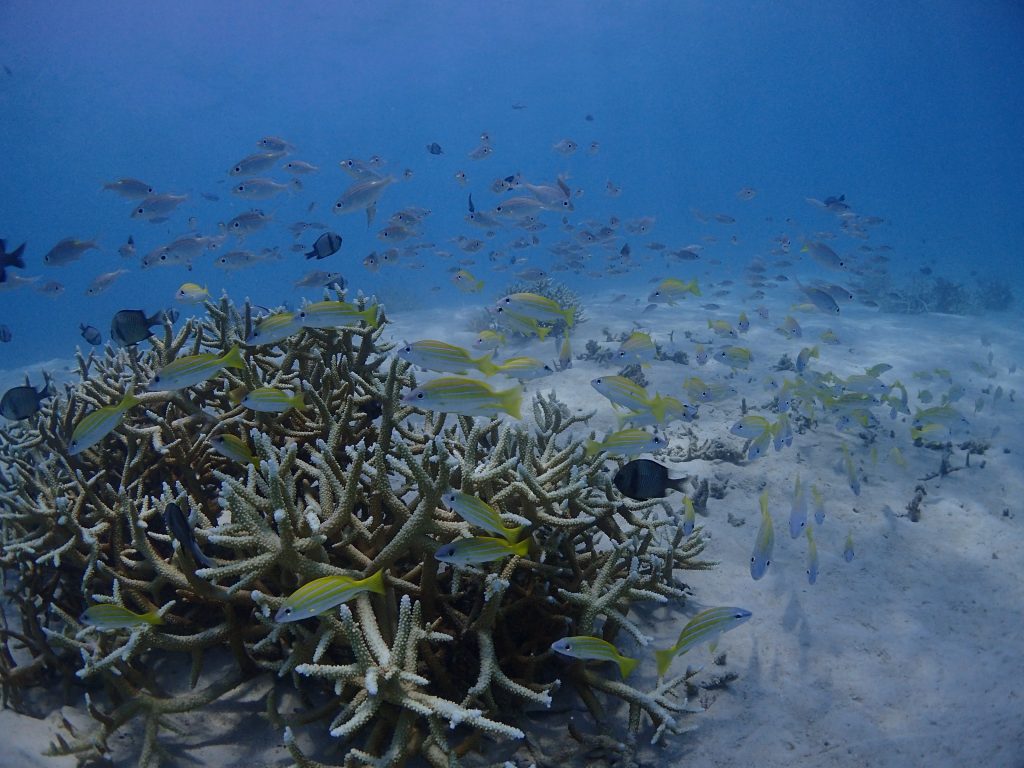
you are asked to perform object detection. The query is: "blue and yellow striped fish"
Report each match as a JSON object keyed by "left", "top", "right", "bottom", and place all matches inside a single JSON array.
[
  {"left": 654, "top": 606, "right": 752, "bottom": 676},
  {"left": 275, "top": 570, "right": 386, "bottom": 623}
]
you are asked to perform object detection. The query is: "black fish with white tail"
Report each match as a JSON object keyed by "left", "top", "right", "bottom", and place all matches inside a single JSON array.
[{"left": 613, "top": 459, "right": 688, "bottom": 500}]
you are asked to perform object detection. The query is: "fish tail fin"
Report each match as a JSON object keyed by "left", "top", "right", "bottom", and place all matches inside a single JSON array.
[
  {"left": 120, "top": 389, "right": 142, "bottom": 410},
  {"left": 291, "top": 392, "right": 306, "bottom": 410},
  {"left": 654, "top": 647, "right": 675, "bottom": 677},
  {"left": 584, "top": 439, "right": 603, "bottom": 458},
  {"left": 365, "top": 202, "right": 377, "bottom": 228},
  {"left": 190, "top": 541, "right": 214, "bottom": 568},
  {"left": 504, "top": 525, "right": 526, "bottom": 543},
  {"left": 362, "top": 569, "right": 387, "bottom": 595},
  {"left": 618, "top": 654, "right": 639, "bottom": 679},
  {"left": 671, "top": 476, "right": 690, "bottom": 494},
  {"left": 143, "top": 609, "right": 164, "bottom": 626},
  {"left": 6, "top": 242, "right": 26, "bottom": 269},
  {"left": 535, "top": 325, "right": 551, "bottom": 341},
  {"left": 499, "top": 386, "right": 523, "bottom": 420},
  {"left": 562, "top": 308, "right": 575, "bottom": 328},
  {"left": 688, "top": 279, "right": 701, "bottom": 296},
  {"left": 649, "top": 395, "right": 668, "bottom": 425},
  {"left": 475, "top": 353, "right": 499, "bottom": 377},
  {"left": 510, "top": 537, "right": 530, "bottom": 557},
  {"left": 361, "top": 305, "right": 380, "bottom": 328},
  {"left": 221, "top": 346, "right": 246, "bottom": 370}
]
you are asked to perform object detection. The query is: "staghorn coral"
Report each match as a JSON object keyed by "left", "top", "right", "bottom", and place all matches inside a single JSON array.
[{"left": 0, "top": 292, "right": 718, "bottom": 767}]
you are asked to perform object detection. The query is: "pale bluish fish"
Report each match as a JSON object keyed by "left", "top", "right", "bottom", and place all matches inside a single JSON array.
[
  {"left": 434, "top": 535, "right": 529, "bottom": 566},
  {"left": 811, "top": 484, "right": 826, "bottom": 524},
  {"left": 806, "top": 525, "right": 819, "bottom": 585},
  {"left": 844, "top": 531, "right": 855, "bottom": 562},
  {"left": 789, "top": 474, "right": 807, "bottom": 539},
  {"left": 654, "top": 606, "right": 752, "bottom": 676},
  {"left": 750, "top": 491, "right": 774, "bottom": 580},
  {"left": 247, "top": 311, "right": 304, "bottom": 346},
  {"left": 275, "top": 570, "right": 386, "bottom": 623},
  {"left": 551, "top": 636, "right": 638, "bottom": 679}
]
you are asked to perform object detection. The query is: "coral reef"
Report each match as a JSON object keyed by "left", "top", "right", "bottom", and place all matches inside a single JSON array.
[{"left": 0, "top": 294, "right": 715, "bottom": 767}]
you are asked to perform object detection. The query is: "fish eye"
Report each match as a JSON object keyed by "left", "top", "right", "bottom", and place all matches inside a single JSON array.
[
  {"left": 136, "top": 207, "right": 144, "bottom": 214},
  {"left": 233, "top": 166, "right": 241, "bottom": 173},
  {"left": 416, "top": 393, "right": 424, "bottom": 399},
  {"left": 283, "top": 607, "right": 291, "bottom": 615}
]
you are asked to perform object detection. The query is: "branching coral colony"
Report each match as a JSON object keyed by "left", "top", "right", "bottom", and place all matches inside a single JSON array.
[{"left": 0, "top": 292, "right": 717, "bottom": 768}]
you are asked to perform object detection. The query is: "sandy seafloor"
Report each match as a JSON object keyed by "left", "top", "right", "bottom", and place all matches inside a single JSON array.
[{"left": 2, "top": 289, "right": 1023, "bottom": 768}]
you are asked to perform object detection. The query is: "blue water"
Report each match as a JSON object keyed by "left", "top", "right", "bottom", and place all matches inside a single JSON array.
[{"left": 0, "top": 1, "right": 1021, "bottom": 365}]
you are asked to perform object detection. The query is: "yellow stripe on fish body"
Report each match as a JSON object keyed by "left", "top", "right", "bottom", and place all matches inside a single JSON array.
[
  {"left": 648, "top": 277, "right": 701, "bottom": 304},
  {"left": 682, "top": 495, "right": 696, "bottom": 536},
  {"left": 434, "top": 535, "right": 529, "bottom": 565},
  {"left": 398, "top": 339, "right": 499, "bottom": 376},
  {"left": 806, "top": 525, "right": 819, "bottom": 584},
  {"left": 211, "top": 434, "right": 256, "bottom": 464},
  {"left": 495, "top": 292, "right": 575, "bottom": 327},
  {"left": 551, "top": 635, "right": 638, "bottom": 679},
  {"left": 402, "top": 376, "right": 522, "bottom": 419},
  {"left": 247, "top": 311, "right": 304, "bottom": 346},
  {"left": 584, "top": 428, "right": 664, "bottom": 458},
  {"left": 149, "top": 346, "right": 245, "bottom": 391},
  {"left": 442, "top": 490, "right": 527, "bottom": 542},
  {"left": 654, "top": 606, "right": 752, "bottom": 676},
  {"left": 496, "top": 356, "right": 554, "bottom": 380},
  {"left": 494, "top": 309, "right": 553, "bottom": 340},
  {"left": 275, "top": 570, "right": 386, "bottom": 623},
  {"left": 617, "top": 332, "right": 656, "bottom": 363},
  {"left": 68, "top": 391, "right": 141, "bottom": 455},
  {"left": 81, "top": 604, "right": 163, "bottom": 630},
  {"left": 708, "top": 318, "right": 738, "bottom": 338},
  {"left": 591, "top": 375, "right": 653, "bottom": 411},
  {"left": 241, "top": 387, "right": 306, "bottom": 413},
  {"left": 750, "top": 490, "right": 774, "bottom": 580},
  {"left": 730, "top": 414, "right": 770, "bottom": 438},
  {"left": 299, "top": 300, "right": 379, "bottom": 329},
  {"left": 716, "top": 345, "right": 752, "bottom": 369}
]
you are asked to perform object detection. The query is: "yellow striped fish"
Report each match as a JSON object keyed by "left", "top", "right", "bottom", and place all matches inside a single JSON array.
[
  {"left": 81, "top": 604, "right": 163, "bottom": 630},
  {"left": 241, "top": 387, "right": 306, "bottom": 413},
  {"left": 433, "top": 535, "right": 529, "bottom": 565},
  {"left": 298, "top": 300, "right": 379, "bottom": 329},
  {"left": 750, "top": 490, "right": 774, "bottom": 580},
  {"left": 275, "top": 570, "right": 386, "bottom": 623},
  {"left": 654, "top": 606, "right": 752, "bottom": 676},
  {"left": 551, "top": 636, "right": 638, "bottom": 679},
  {"left": 402, "top": 376, "right": 522, "bottom": 419},
  {"left": 149, "top": 347, "right": 245, "bottom": 391},
  {"left": 68, "top": 390, "right": 141, "bottom": 455},
  {"left": 442, "top": 490, "right": 527, "bottom": 542}
]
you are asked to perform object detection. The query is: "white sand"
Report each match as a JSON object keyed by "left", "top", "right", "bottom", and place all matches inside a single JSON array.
[{"left": 2, "top": 294, "right": 1022, "bottom": 767}]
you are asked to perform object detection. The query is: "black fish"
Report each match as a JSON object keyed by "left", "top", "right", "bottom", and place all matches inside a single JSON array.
[
  {"left": 305, "top": 231, "right": 342, "bottom": 260},
  {"left": 426, "top": 142, "right": 443, "bottom": 155},
  {"left": 0, "top": 239, "right": 27, "bottom": 283},
  {"left": 0, "top": 377, "right": 52, "bottom": 421},
  {"left": 468, "top": 193, "right": 475, "bottom": 213},
  {"left": 110, "top": 309, "right": 162, "bottom": 346},
  {"left": 613, "top": 459, "right": 688, "bottom": 500},
  {"left": 79, "top": 323, "right": 102, "bottom": 345},
  {"left": 163, "top": 502, "right": 213, "bottom": 568},
  {"left": 0, "top": 325, "right": 10, "bottom": 343}
]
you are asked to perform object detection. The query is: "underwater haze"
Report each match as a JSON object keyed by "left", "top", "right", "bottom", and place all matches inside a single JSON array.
[
  {"left": 1, "top": 3, "right": 1024, "bottom": 768},
  {"left": 0, "top": 1, "right": 1022, "bottom": 366}
]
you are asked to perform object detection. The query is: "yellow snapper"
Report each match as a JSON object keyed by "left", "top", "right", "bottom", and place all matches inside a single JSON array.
[
  {"left": 654, "top": 606, "right": 752, "bottom": 676},
  {"left": 397, "top": 339, "right": 499, "bottom": 376},
  {"left": 496, "top": 356, "right": 554, "bottom": 380},
  {"left": 494, "top": 292, "right": 575, "bottom": 328},
  {"left": 176, "top": 282, "right": 210, "bottom": 304},
  {"left": 402, "top": 376, "right": 522, "bottom": 419},
  {"left": 452, "top": 269, "right": 484, "bottom": 293},
  {"left": 246, "top": 311, "right": 304, "bottom": 346},
  {"left": 299, "top": 300, "right": 379, "bottom": 329},
  {"left": 149, "top": 347, "right": 245, "bottom": 391},
  {"left": 68, "top": 390, "right": 141, "bottom": 456},
  {"left": 434, "top": 535, "right": 530, "bottom": 565},
  {"left": 647, "top": 277, "right": 701, "bottom": 305},
  {"left": 441, "top": 490, "right": 527, "bottom": 542},
  {"left": 241, "top": 387, "right": 306, "bottom": 413},
  {"left": 275, "top": 570, "right": 386, "bottom": 623},
  {"left": 210, "top": 433, "right": 256, "bottom": 464},
  {"left": 81, "top": 604, "right": 163, "bottom": 630},
  {"left": 584, "top": 428, "right": 665, "bottom": 458},
  {"left": 551, "top": 636, "right": 638, "bottom": 679}
]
